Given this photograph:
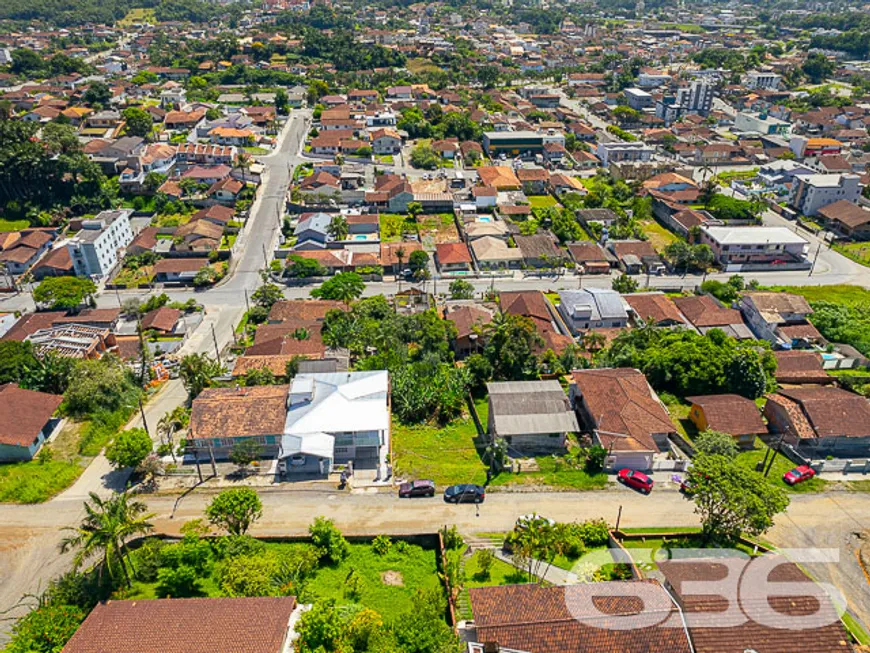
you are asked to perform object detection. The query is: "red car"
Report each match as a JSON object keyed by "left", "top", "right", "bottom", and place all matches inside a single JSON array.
[
  {"left": 783, "top": 465, "right": 815, "bottom": 486},
  {"left": 399, "top": 479, "right": 436, "bottom": 498},
  {"left": 617, "top": 468, "right": 654, "bottom": 494}
]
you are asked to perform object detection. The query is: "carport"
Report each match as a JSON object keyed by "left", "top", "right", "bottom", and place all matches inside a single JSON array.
[{"left": 278, "top": 432, "right": 334, "bottom": 478}]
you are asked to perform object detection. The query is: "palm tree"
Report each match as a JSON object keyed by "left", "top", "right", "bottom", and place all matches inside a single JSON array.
[
  {"left": 61, "top": 492, "right": 154, "bottom": 588},
  {"left": 236, "top": 151, "right": 252, "bottom": 184},
  {"left": 582, "top": 331, "right": 607, "bottom": 353},
  {"left": 327, "top": 214, "right": 348, "bottom": 241}
]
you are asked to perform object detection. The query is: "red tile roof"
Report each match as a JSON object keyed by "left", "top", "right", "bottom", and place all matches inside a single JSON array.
[
  {"left": 572, "top": 368, "right": 675, "bottom": 451},
  {"left": 61, "top": 597, "right": 297, "bottom": 653},
  {"left": 0, "top": 384, "right": 63, "bottom": 447},
  {"left": 469, "top": 582, "right": 692, "bottom": 653},
  {"left": 436, "top": 242, "right": 472, "bottom": 265},
  {"left": 686, "top": 394, "right": 767, "bottom": 436},
  {"left": 189, "top": 385, "right": 290, "bottom": 441}
]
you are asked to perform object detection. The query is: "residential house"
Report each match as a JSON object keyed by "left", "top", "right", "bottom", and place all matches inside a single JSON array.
[
  {"left": 61, "top": 597, "right": 299, "bottom": 653},
  {"left": 280, "top": 371, "right": 390, "bottom": 475},
  {"left": 174, "top": 219, "right": 223, "bottom": 253},
  {"left": 596, "top": 141, "right": 654, "bottom": 166},
  {"left": 659, "top": 557, "right": 851, "bottom": 653},
  {"left": 370, "top": 128, "right": 402, "bottom": 154},
  {"left": 624, "top": 292, "right": 688, "bottom": 327},
  {"left": 153, "top": 258, "right": 208, "bottom": 284},
  {"left": 773, "top": 350, "right": 834, "bottom": 385},
  {"left": 548, "top": 173, "right": 587, "bottom": 197},
  {"left": 487, "top": 380, "right": 579, "bottom": 453},
  {"left": 699, "top": 226, "right": 809, "bottom": 266},
  {"left": 379, "top": 241, "right": 422, "bottom": 275},
  {"left": 514, "top": 233, "right": 565, "bottom": 268},
  {"left": 764, "top": 387, "right": 870, "bottom": 458},
  {"left": 686, "top": 394, "right": 767, "bottom": 449},
  {"left": 739, "top": 291, "right": 821, "bottom": 348},
  {"left": 673, "top": 294, "right": 754, "bottom": 339},
  {"left": 516, "top": 167, "right": 550, "bottom": 195},
  {"left": 570, "top": 368, "right": 677, "bottom": 471},
  {"left": 293, "top": 213, "right": 332, "bottom": 250},
  {"left": 207, "top": 177, "right": 244, "bottom": 203},
  {"left": 576, "top": 208, "right": 619, "bottom": 229},
  {"left": 470, "top": 236, "right": 523, "bottom": 270},
  {"left": 558, "top": 288, "right": 628, "bottom": 335},
  {"left": 470, "top": 185, "right": 496, "bottom": 209},
  {"left": 0, "top": 231, "right": 53, "bottom": 275},
  {"left": 610, "top": 240, "right": 665, "bottom": 274},
  {"left": 0, "top": 384, "right": 62, "bottom": 462},
  {"left": 141, "top": 307, "right": 182, "bottom": 336},
  {"left": 444, "top": 303, "right": 494, "bottom": 358},
  {"left": 566, "top": 242, "right": 611, "bottom": 274},
  {"left": 435, "top": 242, "right": 473, "bottom": 272},
  {"left": 476, "top": 166, "right": 522, "bottom": 191},
  {"left": 500, "top": 290, "right": 574, "bottom": 355},
  {"left": 817, "top": 200, "right": 870, "bottom": 240},
  {"left": 467, "top": 583, "right": 692, "bottom": 653}
]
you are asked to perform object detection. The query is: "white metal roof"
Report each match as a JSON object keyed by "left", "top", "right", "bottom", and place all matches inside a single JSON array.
[{"left": 702, "top": 226, "right": 808, "bottom": 246}]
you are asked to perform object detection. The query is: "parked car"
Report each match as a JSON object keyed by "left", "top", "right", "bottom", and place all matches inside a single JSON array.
[
  {"left": 399, "top": 479, "right": 435, "bottom": 498},
  {"left": 617, "top": 468, "right": 654, "bottom": 494},
  {"left": 679, "top": 478, "right": 695, "bottom": 495},
  {"left": 443, "top": 484, "right": 485, "bottom": 504},
  {"left": 783, "top": 465, "right": 815, "bottom": 486}
]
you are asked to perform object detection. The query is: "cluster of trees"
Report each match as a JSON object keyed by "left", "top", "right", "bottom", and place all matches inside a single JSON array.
[
  {"left": 398, "top": 106, "right": 483, "bottom": 142},
  {"left": 664, "top": 241, "right": 716, "bottom": 272},
  {"left": 300, "top": 30, "right": 406, "bottom": 72},
  {"left": 0, "top": 121, "right": 114, "bottom": 219},
  {"left": 699, "top": 274, "right": 758, "bottom": 305},
  {"left": 600, "top": 326, "right": 776, "bottom": 399},
  {"left": 807, "top": 300, "right": 870, "bottom": 357},
  {"left": 809, "top": 31, "right": 870, "bottom": 60},
  {"left": 8, "top": 49, "right": 92, "bottom": 78},
  {"left": 320, "top": 296, "right": 466, "bottom": 424},
  {"left": 703, "top": 193, "right": 764, "bottom": 222}
]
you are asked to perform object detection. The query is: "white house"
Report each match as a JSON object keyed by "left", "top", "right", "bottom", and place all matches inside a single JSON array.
[
  {"left": 698, "top": 226, "right": 809, "bottom": 267},
  {"left": 788, "top": 173, "right": 862, "bottom": 216},
  {"left": 557, "top": 288, "right": 628, "bottom": 335},
  {"left": 280, "top": 371, "right": 390, "bottom": 478}
]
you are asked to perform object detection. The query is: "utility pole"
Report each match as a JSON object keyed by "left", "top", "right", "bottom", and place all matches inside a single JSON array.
[
  {"left": 262, "top": 243, "right": 269, "bottom": 268},
  {"left": 615, "top": 504, "right": 623, "bottom": 534},
  {"left": 138, "top": 396, "right": 150, "bottom": 438},
  {"left": 211, "top": 323, "right": 221, "bottom": 363},
  {"left": 244, "top": 288, "right": 251, "bottom": 314},
  {"left": 808, "top": 244, "right": 821, "bottom": 277}
]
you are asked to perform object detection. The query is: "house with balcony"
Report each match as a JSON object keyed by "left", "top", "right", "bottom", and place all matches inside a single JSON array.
[{"left": 698, "top": 226, "right": 809, "bottom": 268}]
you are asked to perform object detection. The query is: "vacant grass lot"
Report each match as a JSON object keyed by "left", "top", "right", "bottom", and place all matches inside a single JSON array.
[
  {"left": 640, "top": 220, "right": 680, "bottom": 252},
  {"left": 834, "top": 243, "right": 870, "bottom": 268},
  {"left": 127, "top": 541, "right": 441, "bottom": 621},
  {"left": 117, "top": 7, "right": 156, "bottom": 25},
  {"left": 379, "top": 214, "right": 418, "bottom": 242},
  {"left": 734, "top": 438, "right": 826, "bottom": 494},
  {"left": 528, "top": 195, "right": 559, "bottom": 210},
  {"left": 392, "top": 400, "right": 488, "bottom": 487},
  {"left": 762, "top": 284, "right": 870, "bottom": 307}
]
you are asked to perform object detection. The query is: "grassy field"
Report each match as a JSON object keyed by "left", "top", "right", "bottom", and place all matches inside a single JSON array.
[
  {"left": 660, "top": 395, "right": 698, "bottom": 442},
  {"left": 456, "top": 548, "right": 528, "bottom": 619},
  {"left": 392, "top": 399, "right": 489, "bottom": 486},
  {"left": 488, "top": 457, "right": 608, "bottom": 491},
  {"left": 379, "top": 213, "right": 418, "bottom": 242},
  {"left": 127, "top": 540, "right": 441, "bottom": 621},
  {"left": 407, "top": 58, "right": 443, "bottom": 75},
  {"left": 834, "top": 242, "right": 870, "bottom": 268},
  {"left": 734, "top": 438, "right": 826, "bottom": 494},
  {"left": 528, "top": 195, "right": 559, "bottom": 210},
  {"left": 0, "top": 219, "right": 30, "bottom": 232},
  {"left": 243, "top": 146, "right": 270, "bottom": 155},
  {"left": 761, "top": 284, "right": 870, "bottom": 307},
  {"left": 0, "top": 421, "right": 88, "bottom": 503},
  {"left": 641, "top": 220, "right": 680, "bottom": 252},
  {"left": 117, "top": 7, "right": 156, "bottom": 25}
]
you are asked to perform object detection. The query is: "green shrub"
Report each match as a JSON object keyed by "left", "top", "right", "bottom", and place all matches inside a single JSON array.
[
  {"left": 155, "top": 565, "right": 204, "bottom": 598},
  {"left": 372, "top": 535, "right": 392, "bottom": 556},
  {"left": 309, "top": 517, "right": 350, "bottom": 564},
  {"left": 6, "top": 604, "right": 84, "bottom": 653},
  {"left": 440, "top": 525, "right": 464, "bottom": 550}
]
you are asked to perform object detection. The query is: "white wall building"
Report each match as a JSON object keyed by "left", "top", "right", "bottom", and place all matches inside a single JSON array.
[
  {"left": 743, "top": 71, "right": 782, "bottom": 90},
  {"left": 699, "top": 226, "right": 809, "bottom": 266},
  {"left": 66, "top": 209, "right": 134, "bottom": 278},
  {"left": 788, "top": 173, "right": 862, "bottom": 216},
  {"left": 676, "top": 80, "right": 713, "bottom": 116},
  {"left": 596, "top": 141, "right": 654, "bottom": 166}
]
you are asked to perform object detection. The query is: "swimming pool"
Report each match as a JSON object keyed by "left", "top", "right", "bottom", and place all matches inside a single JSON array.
[
  {"left": 478, "top": 217, "right": 492, "bottom": 223},
  {"left": 352, "top": 235, "right": 369, "bottom": 241}
]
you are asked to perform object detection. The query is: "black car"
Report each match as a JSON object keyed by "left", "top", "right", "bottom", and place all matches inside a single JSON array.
[
  {"left": 443, "top": 484, "right": 485, "bottom": 504},
  {"left": 399, "top": 479, "right": 436, "bottom": 498}
]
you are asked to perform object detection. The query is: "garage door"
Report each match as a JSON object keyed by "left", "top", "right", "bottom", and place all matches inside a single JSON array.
[{"left": 610, "top": 452, "right": 652, "bottom": 471}]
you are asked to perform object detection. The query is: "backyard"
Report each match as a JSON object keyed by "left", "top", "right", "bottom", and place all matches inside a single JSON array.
[
  {"left": 379, "top": 213, "right": 418, "bottom": 242},
  {"left": 527, "top": 195, "right": 559, "bottom": 210},
  {"left": 640, "top": 219, "right": 680, "bottom": 252},
  {"left": 0, "top": 421, "right": 88, "bottom": 503},
  {"left": 734, "top": 438, "right": 827, "bottom": 494}
]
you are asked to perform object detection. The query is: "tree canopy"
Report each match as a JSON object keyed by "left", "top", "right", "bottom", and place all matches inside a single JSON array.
[{"left": 33, "top": 277, "right": 97, "bottom": 310}]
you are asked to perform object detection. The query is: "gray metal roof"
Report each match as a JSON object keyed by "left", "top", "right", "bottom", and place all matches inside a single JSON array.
[
  {"left": 487, "top": 380, "right": 579, "bottom": 436},
  {"left": 558, "top": 288, "right": 627, "bottom": 321}
]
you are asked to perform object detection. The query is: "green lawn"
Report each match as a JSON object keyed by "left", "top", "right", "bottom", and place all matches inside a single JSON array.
[
  {"left": 620, "top": 534, "right": 757, "bottom": 571},
  {"left": 640, "top": 220, "right": 680, "bottom": 252},
  {"left": 489, "top": 457, "right": 608, "bottom": 491},
  {"left": 659, "top": 395, "right": 698, "bottom": 442},
  {"left": 760, "top": 284, "right": 870, "bottom": 308},
  {"left": 392, "top": 401, "right": 488, "bottom": 486},
  {"left": 528, "top": 195, "right": 559, "bottom": 209},
  {"left": 834, "top": 243, "right": 870, "bottom": 268},
  {"left": 456, "top": 548, "right": 529, "bottom": 619},
  {"left": 243, "top": 146, "right": 270, "bottom": 155},
  {"left": 376, "top": 155, "right": 394, "bottom": 164},
  {"left": 843, "top": 611, "right": 870, "bottom": 646},
  {"left": 379, "top": 214, "right": 419, "bottom": 242},
  {"left": 734, "top": 438, "right": 826, "bottom": 494},
  {"left": 128, "top": 540, "right": 441, "bottom": 621},
  {"left": 117, "top": 7, "right": 156, "bottom": 25},
  {"left": 0, "top": 218, "right": 29, "bottom": 232}
]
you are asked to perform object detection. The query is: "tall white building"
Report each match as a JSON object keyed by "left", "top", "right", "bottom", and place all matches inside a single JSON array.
[
  {"left": 743, "top": 72, "right": 782, "bottom": 90},
  {"left": 67, "top": 209, "right": 134, "bottom": 278},
  {"left": 676, "top": 80, "right": 714, "bottom": 116}
]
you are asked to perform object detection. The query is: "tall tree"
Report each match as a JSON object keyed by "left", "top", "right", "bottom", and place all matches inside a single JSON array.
[
  {"left": 310, "top": 272, "right": 365, "bottom": 306},
  {"left": 61, "top": 492, "right": 154, "bottom": 587}
]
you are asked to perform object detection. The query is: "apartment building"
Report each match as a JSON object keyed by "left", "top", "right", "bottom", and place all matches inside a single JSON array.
[
  {"left": 66, "top": 210, "right": 134, "bottom": 278},
  {"left": 596, "top": 141, "right": 654, "bottom": 166},
  {"left": 788, "top": 173, "right": 861, "bottom": 216}
]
